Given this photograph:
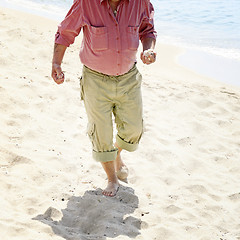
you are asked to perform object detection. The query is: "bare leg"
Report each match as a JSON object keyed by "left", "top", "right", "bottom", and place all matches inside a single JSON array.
[
  {"left": 101, "top": 161, "right": 119, "bottom": 197},
  {"left": 115, "top": 144, "right": 129, "bottom": 180},
  {"left": 114, "top": 146, "right": 124, "bottom": 171}
]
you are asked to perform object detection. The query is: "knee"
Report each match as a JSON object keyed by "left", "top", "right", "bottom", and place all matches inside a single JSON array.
[
  {"left": 130, "top": 122, "right": 143, "bottom": 142},
  {"left": 120, "top": 119, "right": 143, "bottom": 144}
]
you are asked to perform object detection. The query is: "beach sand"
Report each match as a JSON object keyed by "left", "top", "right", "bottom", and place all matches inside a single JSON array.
[{"left": 1, "top": 7, "right": 240, "bottom": 240}]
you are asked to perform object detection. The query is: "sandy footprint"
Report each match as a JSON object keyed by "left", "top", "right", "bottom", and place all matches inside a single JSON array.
[{"left": 0, "top": 148, "right": 32, "bottom": 167}]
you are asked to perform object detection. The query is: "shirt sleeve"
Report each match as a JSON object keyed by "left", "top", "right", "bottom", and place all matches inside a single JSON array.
[
  {"left": 55, "top": 0, "right": 83, "bottom": 47},
  {"left": 139, "top": 1, "right": 157, "bottom": 42}
]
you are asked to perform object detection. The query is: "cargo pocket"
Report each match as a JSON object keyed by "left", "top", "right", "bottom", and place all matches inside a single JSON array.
[
  {"left": 79, "top": 76, "right": 84, "bottom": 100},
  {"left": 136, "top": 119, "right": 144, "bottom": 144},
  {"left": 87, "top": 123, "right": 95, "bottom": 146},
  {"left": 127, "top": 26, "right": 139, "bottom": 50},
  {"left": 136, "top": 69, "right": 142, "bottom": 87},
  {"left": 89, "top": 26, "right": 108, "bottom": 51}
]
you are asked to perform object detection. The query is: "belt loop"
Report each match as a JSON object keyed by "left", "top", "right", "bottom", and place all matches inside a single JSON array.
[{"left": 103, "top": 74, "right": 107, "bottom": 82}]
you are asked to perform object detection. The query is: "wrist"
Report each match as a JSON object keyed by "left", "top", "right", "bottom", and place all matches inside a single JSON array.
[
  {"left": 143, "top": 49, "right": 155, "bottom": 57},
  {"left": 143, "top": 47, "right": 154, "bottom": 52},
  {"left": 52, "top": 62, "right": 61, "bottom": 67}
]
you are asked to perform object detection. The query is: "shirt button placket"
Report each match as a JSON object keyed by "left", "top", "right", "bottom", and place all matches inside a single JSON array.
[{"left": 115, "top": 23, "right": 121, "bottom": 75}]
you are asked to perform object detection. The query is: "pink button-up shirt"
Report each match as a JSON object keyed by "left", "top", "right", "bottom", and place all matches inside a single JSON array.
[{"left": 55, "top": 0, "right": 157, "bottom": 76}]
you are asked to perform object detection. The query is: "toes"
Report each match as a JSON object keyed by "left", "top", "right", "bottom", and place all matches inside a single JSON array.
[
  {"left": 109, "top": 191, "right": 114, "bottom": 197},
  {"left": 102, "top": 189, "right": 108, "bottom": 196},
  {"left": 102, "top": 185, "right": 119, "bottom": 197},
  {"left": 102, "top": 189, "right": 115, "bottom": 197},
  {"left": 102, "top": 190, "right": 113, "bottom": 197}
]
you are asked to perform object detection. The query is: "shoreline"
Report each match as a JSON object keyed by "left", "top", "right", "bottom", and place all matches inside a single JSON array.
[
  {"left": 0, "top": 0, "right": 66, "bottom": 20},
  {"left": 177, "top": 48, "right": 240, "bottom": 88}
]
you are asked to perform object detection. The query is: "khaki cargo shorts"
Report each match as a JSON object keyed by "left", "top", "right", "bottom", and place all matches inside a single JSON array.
[{"left": 80, "top": 64, "right": 143, "bottom": 162}]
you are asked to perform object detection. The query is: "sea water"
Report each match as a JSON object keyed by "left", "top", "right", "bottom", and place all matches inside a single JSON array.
[
  {"left": 1, "top": 0, "right": 240, "bottom": 85},
  {"left": 152, "top": 0, "right": 240, "bottom": 86}
]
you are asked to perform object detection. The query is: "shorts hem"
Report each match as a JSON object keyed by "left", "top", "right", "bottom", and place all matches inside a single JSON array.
[
  {"left": 92, "top": 149, "right": 118, "bottom": 162},
  {"left": 116, "top": 135, "right": 138, "bottom": 152}
]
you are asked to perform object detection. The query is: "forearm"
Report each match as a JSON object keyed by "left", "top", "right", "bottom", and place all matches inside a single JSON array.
[
  {"left": 52, "top": 43, "right": 67, "bottom": 65},
  {"left": 141, "top": 37, "right": 156, "bottom": 51},
  {"left": 51, "top": 43, "right": 67, "bottom": 84}
]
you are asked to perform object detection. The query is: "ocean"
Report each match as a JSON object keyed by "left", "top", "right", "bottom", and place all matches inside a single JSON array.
[{"left": 1, "top": 0, "right": 240, "bottom": 85}]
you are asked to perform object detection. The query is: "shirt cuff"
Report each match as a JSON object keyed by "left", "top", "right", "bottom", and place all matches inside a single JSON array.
[
  {"left": 55, "top": 32, "right": 70, "bottom": 47},
  {"left": 140, "top": 33, "right": 157, "bottom": 42}
]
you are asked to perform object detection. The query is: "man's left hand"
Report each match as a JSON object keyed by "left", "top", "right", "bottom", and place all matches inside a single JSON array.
[{"left": 140, "top": 49, "right": 156, "bottom": 65}]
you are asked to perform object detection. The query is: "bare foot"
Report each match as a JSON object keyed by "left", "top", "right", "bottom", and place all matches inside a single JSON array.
[
  {"left": 102, "top": 181, "right": 120, "bottom": 197},
  {"left": 116, "top": 165, "right": 129, "bottom": 181},
  {"left": 101, "top": 161, "right": 120, "bottom": 197}
]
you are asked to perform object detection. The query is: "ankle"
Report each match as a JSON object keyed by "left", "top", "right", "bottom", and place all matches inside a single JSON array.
[
  {"left": 115, "top": 143, "right": 122, "bottom": 152},
  {"left": 108, "top": 175, "right": 118, "bottom": 184}
]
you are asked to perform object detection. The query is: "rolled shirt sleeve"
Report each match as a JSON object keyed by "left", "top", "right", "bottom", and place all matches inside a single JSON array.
[
  {"left": 55, "top": 0, "right": 83, "bottom": 47},
  {"left": 139, "top": 1, "right": 157, "bottom": 42}
]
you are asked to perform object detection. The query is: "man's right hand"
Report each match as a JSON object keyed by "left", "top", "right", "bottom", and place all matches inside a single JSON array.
[
  {"left": 51, "top": 43, "right": 67, "bottom": 84},
  {"left": 52, "top": 63, "right": 65, "bottom": 84}
]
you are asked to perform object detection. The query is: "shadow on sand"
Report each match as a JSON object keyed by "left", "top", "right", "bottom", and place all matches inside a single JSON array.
[{"left": 33, "top": 185, "right": 142, "bottom": 240}]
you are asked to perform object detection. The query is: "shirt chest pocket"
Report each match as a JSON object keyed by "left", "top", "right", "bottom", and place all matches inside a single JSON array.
[
  {"left": 127, "top": 26, "right": 140, "bottom": 50},
  {"left": 89, "top": 26, "right": 108, "bottom": 51}
]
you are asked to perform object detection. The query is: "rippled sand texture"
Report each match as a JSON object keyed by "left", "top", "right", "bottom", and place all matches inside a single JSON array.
[{"left": 1, "top": 7, "right": 240, "bottom": 240}]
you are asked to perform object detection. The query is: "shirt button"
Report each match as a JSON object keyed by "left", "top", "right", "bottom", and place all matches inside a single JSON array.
[
  {"left": 117, "top": 64, "right": 120, "bottom": 66},
  {"left": 117, "top": 50, "right": 120, "bottom": 53},
  {"left": 115, "top": 23, "right": 118, "bottom": 26},
  {"left": 116, "top": 37, "right": 119, "bottom": 40}
]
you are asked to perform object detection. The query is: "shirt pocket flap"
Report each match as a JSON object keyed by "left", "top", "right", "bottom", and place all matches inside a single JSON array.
[
  {"left": 90, "top": 26, "right": 107, "bottom": 35},
  {"left": 127, "top": 26, "right": 139, "bottom": 35}
]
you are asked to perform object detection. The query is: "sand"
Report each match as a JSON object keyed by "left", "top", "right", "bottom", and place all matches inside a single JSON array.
[{"left": 1, "top": 7, "right": 240, "bottom": 240}]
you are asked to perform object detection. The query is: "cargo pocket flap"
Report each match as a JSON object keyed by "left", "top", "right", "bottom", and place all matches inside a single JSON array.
[{"left": 87, "top": 123, "right": 95, "bottom": 141}]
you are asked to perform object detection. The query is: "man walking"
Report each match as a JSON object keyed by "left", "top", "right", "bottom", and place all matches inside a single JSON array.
[{"left": 51, "top": 0, "right": 157, "bottom": 197}]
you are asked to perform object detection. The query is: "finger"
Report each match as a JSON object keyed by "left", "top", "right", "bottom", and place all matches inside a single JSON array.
[
  {"left": 149, "top": 55, "right": 156, "bottom": 63},
  {"left": 52, "top": 72, "right": 59, "bottom": 82},
  {"left": 55, "top": 78, "right": 64, "bottom": 84},
  {"left": 57, "top": 71, "right": 64, "bottom": 79},
  {"left": 144, "top": 55, "right": 152, "bottom": 65},
  {"left": 52, "top": 71, "right": 64, "bottom": 84},
  {"left": 146, "top": 54, "right": 156, "bottom": 64},
  {"left": 54, "top": 77, "right": 64, "bottom": 84},
  {"left": 143, "top": 54, "right": 151, "bottom": 64},
  {"left": 142, "top": 57, "right": 147, "bottom": 64},
  {"left": 52, "top": 72, "right": 63, "bottom": 82},
  {"left": 54, "top": 64, "right": 62, "bottom": 73},
  {"left": 151, "top": 52, "right": 157, "bottom": 61},
  {"left": 52, "top": 65, "right": 65, "bottom": 84},
  {"left": 52, "top": 64, "right": 64, "bottom": 78},
  {"left": 140, "top": 52, "right": 146, "bottom": 64}
]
